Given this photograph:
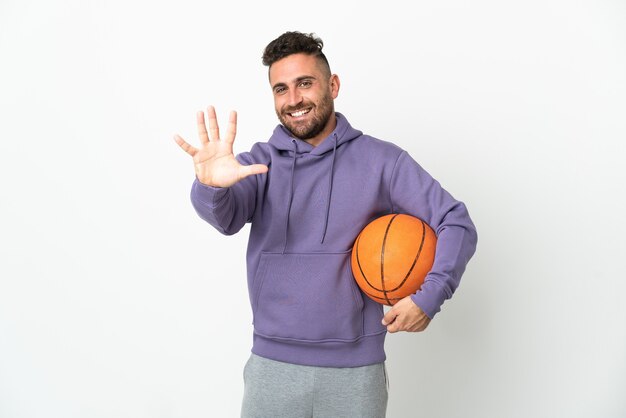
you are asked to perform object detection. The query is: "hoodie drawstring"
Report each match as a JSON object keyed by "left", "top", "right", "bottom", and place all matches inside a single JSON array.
[
  {"left": 320, "top": 134, "right": 338, "bottom": 244},
  {"left": 282, "top": 134, "right": 338, "bottom": 252},
  {"left": 282, "top": 139, "right": 298, "bottom": 254}
]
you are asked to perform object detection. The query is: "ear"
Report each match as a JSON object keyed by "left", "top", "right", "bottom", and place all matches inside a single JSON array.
[{"left": 330, "top": 74, "right": 340, "bottom": 99}]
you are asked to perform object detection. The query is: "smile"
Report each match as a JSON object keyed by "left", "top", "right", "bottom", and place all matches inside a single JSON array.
[{"left": 288, "top": 108, "right": 311, "bottom": 118}]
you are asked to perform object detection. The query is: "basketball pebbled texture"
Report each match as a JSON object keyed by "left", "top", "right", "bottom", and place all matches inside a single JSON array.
[{"left": 351, "top": 214, "right": 437, "bottom": 306}]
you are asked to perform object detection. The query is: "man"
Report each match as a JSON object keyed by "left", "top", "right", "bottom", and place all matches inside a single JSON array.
[{"left": 175, "top": 31, "right": 477, "bottom": 418}]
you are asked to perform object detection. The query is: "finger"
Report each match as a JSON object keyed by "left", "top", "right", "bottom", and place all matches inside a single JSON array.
[
  {"left": 381, "top": 309, "right": 397, "bottom": 326},
  {"left": 415, "top": 320, "right": 430, "bottom": 332},
  {"left": 224, "top": 110, "right": 237, "bottom": 144},
  {"left": 196, "top": 111, "right": 209, "bottom": 146},
  {"left": 174, "top": 134, "right": 197, "bottom": 156},
  {"left": 407, "top": 319, "right": 427, "bottom": 333},
  {"left": 238, "top": 164, "right": 268, "bottom": 180},
  {"left": 207, "top": 105, "right": 220, "bottom": 141},
  {"left": 387, "top": 320, "right": 401, "bottom": 333}
]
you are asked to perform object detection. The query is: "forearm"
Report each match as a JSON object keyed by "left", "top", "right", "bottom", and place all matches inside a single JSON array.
[
  {"left": 411, "top": 209, "right": 477, "bottom": 318},
  {"left": 190, "top": 178, "right": 254, "bottom": 236}
]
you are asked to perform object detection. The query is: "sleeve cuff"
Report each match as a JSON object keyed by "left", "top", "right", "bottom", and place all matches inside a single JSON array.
[
  {"left": 410, "top": 277, "right": 450, "bottom": 319},
  {"left": 191, "top": 178, "right": 229, "bottom": 207}
]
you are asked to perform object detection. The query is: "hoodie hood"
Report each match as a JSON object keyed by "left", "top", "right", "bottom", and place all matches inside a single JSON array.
[{"left": 268, "top": 112, "right": 363, "bottom": 156}]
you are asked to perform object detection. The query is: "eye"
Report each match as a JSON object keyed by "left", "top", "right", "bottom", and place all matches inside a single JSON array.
[
  {"left": 298, "top": 80, "right": 312, "bottom": 88},
  {"left": 274, "top": 86, "right": 287, "bottom": 95}
]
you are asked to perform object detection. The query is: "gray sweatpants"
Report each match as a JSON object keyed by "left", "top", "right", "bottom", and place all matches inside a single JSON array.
[{"left": 241, "top": 354, "right": 388, "bottom": 418}]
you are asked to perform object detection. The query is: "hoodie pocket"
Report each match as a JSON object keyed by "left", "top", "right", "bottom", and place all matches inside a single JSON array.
[{"left": 252, "top": 250, "right": 364, "bottom": 342}]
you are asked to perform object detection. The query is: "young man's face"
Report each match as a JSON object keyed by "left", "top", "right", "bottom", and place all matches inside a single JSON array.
[{"left": 269, "top": 53, "right": 340, "bottom": 146}]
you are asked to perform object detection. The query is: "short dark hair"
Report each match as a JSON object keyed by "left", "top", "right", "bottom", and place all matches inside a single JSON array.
[{"left": 262, "top": 31, "right": 331, "bottom": 75}]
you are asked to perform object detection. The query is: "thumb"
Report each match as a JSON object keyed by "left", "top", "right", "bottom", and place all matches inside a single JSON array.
[{"left": 239, "top": 164, "right": 269, "bottom": 179}]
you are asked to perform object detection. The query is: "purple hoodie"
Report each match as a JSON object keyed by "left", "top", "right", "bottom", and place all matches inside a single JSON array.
[{"left": 190, "top": 113, "right": 477, "bottom": 367}]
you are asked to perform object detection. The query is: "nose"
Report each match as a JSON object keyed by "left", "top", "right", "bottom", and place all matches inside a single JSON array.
[{"left": 286, "top": 88, "right": 303, "bottom": 108}]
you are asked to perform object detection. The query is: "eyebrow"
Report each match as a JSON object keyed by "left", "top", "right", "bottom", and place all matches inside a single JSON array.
[{"left": 272, "top": 75, "right": 317, "bottom": 91}]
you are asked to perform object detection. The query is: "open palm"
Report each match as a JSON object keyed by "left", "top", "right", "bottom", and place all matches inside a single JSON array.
[{"left": 174, "top": 106, "right": 268, "bottom": 188}]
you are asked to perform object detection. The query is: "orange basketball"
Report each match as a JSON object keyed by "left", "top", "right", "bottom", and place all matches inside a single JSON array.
[{"left": 351, "top": 214, "right": 437, "bottom": 306}]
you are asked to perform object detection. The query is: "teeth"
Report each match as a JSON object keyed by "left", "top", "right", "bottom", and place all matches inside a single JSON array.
[{"left": 290, "top": 109, "right": 309, "bottom": 117}]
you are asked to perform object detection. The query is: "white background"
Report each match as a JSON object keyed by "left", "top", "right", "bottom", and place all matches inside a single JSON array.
[{"left": 1, "top": 1, "right": 625, "bottom": 417}]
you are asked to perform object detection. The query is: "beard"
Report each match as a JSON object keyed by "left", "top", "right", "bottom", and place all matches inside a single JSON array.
[{"left": 277, "top": 90, "right": 335, "bottom": 141}]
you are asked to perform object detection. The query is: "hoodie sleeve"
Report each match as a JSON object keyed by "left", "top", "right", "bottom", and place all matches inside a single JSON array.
[
  {"left": 189, "top": 152, "right": 259, "bottom": 236},
  {"left": 389, "top": 151, "right": 478, "bottom": 319}
]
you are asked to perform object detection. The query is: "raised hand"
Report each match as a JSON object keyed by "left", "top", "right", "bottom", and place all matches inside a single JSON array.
[{"left": 174, "top": 106, "right": 268, "bottom": 188}]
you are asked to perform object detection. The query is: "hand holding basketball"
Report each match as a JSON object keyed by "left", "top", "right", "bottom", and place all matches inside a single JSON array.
[
  {"left": 382, "top": 296, "right": 431, "bottom": 333},
  {"left": 174, "top": 106, "right": 268, "bottom": 187}
]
